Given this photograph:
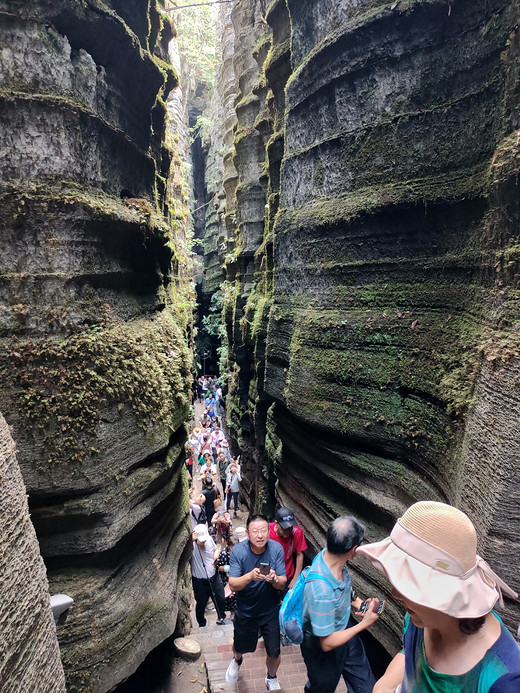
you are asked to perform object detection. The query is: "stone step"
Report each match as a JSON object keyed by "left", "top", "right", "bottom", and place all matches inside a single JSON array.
[
  {"left": 188, "top": 591, "right": 347, "bottom": 693},
  {"left": 202, "top": 634, "right": 348, "bottom": 693}
]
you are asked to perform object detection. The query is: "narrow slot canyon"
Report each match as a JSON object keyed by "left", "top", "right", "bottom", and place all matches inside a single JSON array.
[{"left": 1, "top": 1, "right": 519, "bottom": 692}]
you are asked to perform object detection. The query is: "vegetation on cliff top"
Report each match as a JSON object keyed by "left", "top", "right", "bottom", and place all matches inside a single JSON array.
[{"left": 168, "top": 0, "right": 218, "bottom": 87}]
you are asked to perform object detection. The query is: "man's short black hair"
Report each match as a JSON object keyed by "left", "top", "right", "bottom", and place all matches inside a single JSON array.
[
  {"left": 246, "top": 513, "right": 269, "bottom": 529},
  {"left": 326, "top": 516, "right": 365, "bottom": 554}
]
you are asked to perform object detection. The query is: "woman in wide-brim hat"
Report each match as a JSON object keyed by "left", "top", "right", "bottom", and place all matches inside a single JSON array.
[{"left": 357, "top": 501, "right": 519, "bottom": 693}]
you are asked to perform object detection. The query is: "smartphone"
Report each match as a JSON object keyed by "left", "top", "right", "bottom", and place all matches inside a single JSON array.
[
  {"left": 359, "top": 599, "right": 384, "bottom": 615},
  {"left": 259, "top": 562, "right": 270, "bottom": 575}
]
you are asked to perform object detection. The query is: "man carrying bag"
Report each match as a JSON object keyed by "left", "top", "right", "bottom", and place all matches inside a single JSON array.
[{"left": 191, "top": 524, "right": 231, "bottom": 627}]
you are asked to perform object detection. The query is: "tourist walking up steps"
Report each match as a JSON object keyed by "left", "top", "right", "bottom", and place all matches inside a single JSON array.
[
  {"left": 191, "top": 524, "right": 231, "bottom": 627},
  {"left": 199, "top": 433, "right": 212, "bottom": 460},
  {"left": 198, "top": 453, "right": 217, "bottom": 480},
  {"left": 358, "top": 501, "right": 520, "bottom": 693},
  {"left": 191, "top": 427, "right": 202, "bottom": 458},
  {"left": 210, "top": 422, "right": 221, "bottom": 460},
  {"left": 203, "top": 404, "right": 216, "bottom": 426},
  {"left": 217, "top": 534, "right": 238, "bottom": 618},
  {"left": 225, "top": 461, "right": 241, "bottom": 517},
  {"left": 300, "top": 516, "right": 380, "bottom": 693},
  {"left": 215, "top": 381, "right": 223, "bottom": 418},
  {"left": 205, "top": 391, "right": 217, "bottom": 421},
  {"left": 216, "top": 450, "right": 228, "bottom": 493},
  {"left": 226, "top": 514, "right": 287, "bottom": 690},
  {"left": 211, "top": 505, "right": 233, "bottom": 542},
  {"left": 189, "top": 490, "right": 207, "bottom": 529},
  {"left": 269, "top": 507, "right": 308, "bottom": 591},
  {"left": 201, "top": 475, "right": 221, "bottom": 522},
  {"left": 220, "top": 437, "right": 231, "bottom": 463}
]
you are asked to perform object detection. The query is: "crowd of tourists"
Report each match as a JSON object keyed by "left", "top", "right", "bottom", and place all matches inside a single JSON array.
[
  {"left": 187, "top": 374, "right": 242, "bottom": 627},
  {"left": 185, "top": 377, "right": 520, "bottom": 692},
  {"left": 189, "top": 503, "right": 520, "bottom": 691},
  {"left": 193, "top": 374, "right": 223, "bottom": 419},
  {"left": 186, "top": 376, "right": 240, "bottom": 517}
]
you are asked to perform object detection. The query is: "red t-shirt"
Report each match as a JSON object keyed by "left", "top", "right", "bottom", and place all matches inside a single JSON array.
[{"left": 268, "top": 522, "right": 308, "bottom": 582}]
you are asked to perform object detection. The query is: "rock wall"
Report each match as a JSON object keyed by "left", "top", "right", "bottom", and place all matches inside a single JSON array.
[
  {"left": 217, "top": 0, "right": 273, "bottom": 505},
  {"left": 208, "top": 0, "right": 520, "bottom": 652},
  {"left": 190, "top": 4, "right": 237, "bottom": 381},
  {"left": 0, "top": 412, "right": 66, "bottom": 693},
  {"left": 0, "top": 1, "right": 193, "bottom": 690}
]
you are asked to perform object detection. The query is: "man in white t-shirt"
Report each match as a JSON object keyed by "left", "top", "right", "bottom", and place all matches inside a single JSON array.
[{"left": 191, "top": 524, "right": 231, "bottom": 627}]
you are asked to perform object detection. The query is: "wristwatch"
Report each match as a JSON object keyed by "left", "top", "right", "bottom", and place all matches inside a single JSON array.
[{"left": 274, "top": 574, "right": 279, "bottom": 584}]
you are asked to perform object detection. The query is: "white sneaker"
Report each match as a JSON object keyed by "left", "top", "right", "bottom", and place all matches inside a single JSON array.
[
  {"left": 265, "top": 674, "right": 281, "bottom": 690},
  {"left": 225, "top": 657, "right": 242, "bottom": 682}
]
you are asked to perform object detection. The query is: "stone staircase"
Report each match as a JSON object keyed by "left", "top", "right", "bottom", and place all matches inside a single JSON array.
[
  {"left": 205, "top": 640, "right": 305, "bottom": 692},
  {"left": 191, "top": 608, "right": 348, "bottom": 693}
]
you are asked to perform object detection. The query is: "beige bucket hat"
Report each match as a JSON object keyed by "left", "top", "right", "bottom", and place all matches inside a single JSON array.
[{"left": 357, "top": 501, "right": 517, "bottom": 618}]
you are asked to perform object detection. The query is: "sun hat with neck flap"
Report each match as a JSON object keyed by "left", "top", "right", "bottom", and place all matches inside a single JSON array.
[{"left": 357, "top": 501, "right": 517, "bottom": 619}]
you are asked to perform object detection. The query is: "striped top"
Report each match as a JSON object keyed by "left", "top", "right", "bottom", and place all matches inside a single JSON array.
[{"left": 302, "top": 549, "right": 351, "bottom": 637}]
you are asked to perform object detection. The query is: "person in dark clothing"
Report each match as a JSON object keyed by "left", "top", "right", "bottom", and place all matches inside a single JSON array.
[
  {"left": 217, "top": 535, "right": 238, "bottom": 616},
  {"left": 202, "top": 474, "right": 221, "bottom": 521},
  {"left": 225, "top": 462, "right": 241, "bottom": 518}
]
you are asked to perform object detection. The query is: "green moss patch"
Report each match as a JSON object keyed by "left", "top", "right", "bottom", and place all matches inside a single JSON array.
[
  {"left": 276, "top": 164, "right": 488, "bottom": 234},
  {"left": 0, "top": 311, "right": 191, "bottom": 466}
]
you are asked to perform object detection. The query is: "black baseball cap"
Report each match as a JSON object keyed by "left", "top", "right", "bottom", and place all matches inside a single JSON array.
[{"left": 276, "top": 507, "right": 297, "bottom": 529}]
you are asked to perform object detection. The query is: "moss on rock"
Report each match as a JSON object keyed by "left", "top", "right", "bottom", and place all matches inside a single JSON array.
[{"left": 0, "top": 311, "right": 190, "bottom": 467}]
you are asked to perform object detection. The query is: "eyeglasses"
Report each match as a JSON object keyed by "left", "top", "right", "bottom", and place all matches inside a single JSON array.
[{"left": 248, "top": 528, "right": 268, "bottom": 536}]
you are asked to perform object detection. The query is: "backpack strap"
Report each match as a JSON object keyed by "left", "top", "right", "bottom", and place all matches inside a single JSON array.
[{"left": 305, "top": 570, "right": 332, "bottom": 590}]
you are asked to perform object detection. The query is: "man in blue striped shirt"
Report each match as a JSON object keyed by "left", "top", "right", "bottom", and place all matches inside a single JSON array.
[{"left": 301, "top": 516, "right": 380, "bottom": 693}]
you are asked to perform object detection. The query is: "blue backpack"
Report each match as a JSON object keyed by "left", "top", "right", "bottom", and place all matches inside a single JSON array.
[{"left": 279, "top": 566, "right": 331, "bottom": 644}]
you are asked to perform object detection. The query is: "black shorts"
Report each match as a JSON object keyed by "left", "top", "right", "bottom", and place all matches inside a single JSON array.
[{"left": 233, "top": 609, "right": 280, "bottom": 658}]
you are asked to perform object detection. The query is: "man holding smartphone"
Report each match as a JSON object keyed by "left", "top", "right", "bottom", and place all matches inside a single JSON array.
[
  {"left": 226, "top": 514, "right": 287, "bottom": 690},
  {"left": 301, "top": 516, "right": 380, "bottom": 693}
]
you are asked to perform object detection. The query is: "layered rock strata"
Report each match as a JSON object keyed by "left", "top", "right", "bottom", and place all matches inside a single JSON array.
[
  {"left": 270, "top": 0, "right": 520, "bottom": 648},
  {"left": 238, "top": 0, "right": 292, "bottom": 511},
  {"left": 207, "top": 0, "right": 520, "bottom": 652},
  {"left": 0, "top": 411, "right": 66, "bottom": 693},
  {"left": 0, "top": 1, "right": 193, "bottom": 690},
  {"left": 220, "top": 0, "right": 274, "bottom": 506}
]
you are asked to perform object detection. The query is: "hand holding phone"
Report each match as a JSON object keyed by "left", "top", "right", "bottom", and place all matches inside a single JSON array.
[
  {"left": 259, "top": 562, "right": 270, "bottom": 575},
  {"left": 359, "top": 599, "right": 384, "bottom": 616}
]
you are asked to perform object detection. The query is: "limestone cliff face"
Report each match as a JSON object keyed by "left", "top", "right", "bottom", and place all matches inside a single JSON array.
[
  {"left": 0, "top": 412, "right": 66, "bottom": 693},
  {"left": 0, "top": 1, "right": 192, "bottom": 690},
  {"left": 209, "top": 0, "right": 520, "bottom": 651},
  {"left": 215, "top": 0, "right": 274, "bottom": 506},
  {"left": 198, "top": 5, "right": 237, "bottom": 309}
]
